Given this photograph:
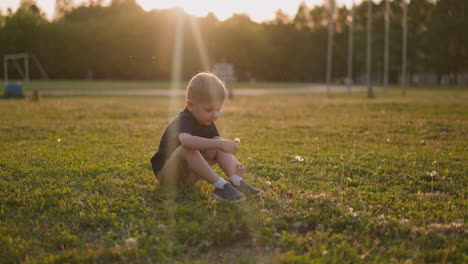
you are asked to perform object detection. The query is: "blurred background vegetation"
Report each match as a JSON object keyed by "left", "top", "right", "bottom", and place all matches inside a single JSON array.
[{"left": 0, "top": 0, "right": 466, "bottom": 84}]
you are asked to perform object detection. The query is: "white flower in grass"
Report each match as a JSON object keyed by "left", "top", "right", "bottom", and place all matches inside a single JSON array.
[
  {"left": 114, "top": 244, "right": 122, "bottom": 252},
  {"left": 265, "top": 180, "right": 272, "bottom": 186},
  {"left": 57, "top": 138, "right": 61, "bottom": 142},
  {"left": 429, "top": 170, "right": 438, "bottom": 177},
  {"left": 124, "top": 237, "right": 137, "bottom": 248},
  {"left": 308, "top": 192, "right": 331, "bottom": 199},
  {"left": 399, "top": 218, "right": 410, "bottom": 226},
  {"left": 260, "top": 208, "right": 269, "bottom": 213},
  {"left": 295, "top": 155, "right": 304, "bottom": 162},
  {"left": 292, "top": 221, "right": 303, "bottom": 229},
  {"left": 347, "top": 207, "right": 358, "bottom": 217},
  {"left": 234, "top": 137, "right": 241, "bottom": 143}
]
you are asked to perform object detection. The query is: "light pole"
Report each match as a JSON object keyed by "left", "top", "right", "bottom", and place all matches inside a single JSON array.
[
  {"left": 367, "top": 0, "right": 373, "bottom": 98},
  {"left": 402, "top": 0, "right": 408, "bottom": 96},
  {"left": 326, "top": 0, "right": 335, "bottom": 96},
  {"left": 383, "top": 0, "right": 390, "bottom": 95},
  {"left": 347, "top": 0, "right": 355, "bottom": 96}
]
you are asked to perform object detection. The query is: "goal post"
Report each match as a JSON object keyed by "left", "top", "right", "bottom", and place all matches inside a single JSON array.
[{"left": 3, "top": 53, "right": 49, "bottom": 85}]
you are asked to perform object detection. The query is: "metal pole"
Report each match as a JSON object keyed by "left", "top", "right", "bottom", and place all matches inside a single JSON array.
[
  {"left": 367, "top": 0, "right": 373, "bottom": 98},
  {"left": 25, "top": 53, "right": 30, "bottom": 82},
  {"left": 32, "top": 54, "right": 49, "bottom": 80},
  {"left": 383, "top": 0, "right": 390, "bottom": 94},
  {"left": 13, "top": 60, "right": 25, "bottom": 80},
  {"left": 402, "top": 0, "right": 408, "bottom": 96},
  {"left": 4, "top": 56, "right": 7, "bottom": 85},
  {"left": 326, "top": 0, "right": 335, "bottom": 96},
  {"left": 347, "top": 0, "right": 355, "bottom": 95}
]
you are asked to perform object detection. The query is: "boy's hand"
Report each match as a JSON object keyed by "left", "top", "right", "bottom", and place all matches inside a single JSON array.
[
  {"left": 218, "top": 139, "right": 237, "bottom": 155},
  {"left": 234, "top": 162, "right": 245, "bottom": 177}
]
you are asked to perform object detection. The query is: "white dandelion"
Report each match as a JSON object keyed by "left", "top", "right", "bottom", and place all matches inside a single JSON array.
[
  {"left": 124, "top": 237, "right": 137, "bottom": 248},
  {"left": 57, "top": 138, "right": 61, "bottom": 142},
  {"left": 295, "top": 155, "right": 304, "bottom": 162},
  {"left": 292, "top": 221, "right": 303, "bottom": 229},
  {"left": 234, "top": 137, "right": 240, "bottom": 143}
]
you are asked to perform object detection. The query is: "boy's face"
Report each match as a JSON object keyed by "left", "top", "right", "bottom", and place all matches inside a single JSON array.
[{"left": 187, "top": 100, "right": 224, "bottom": 126}]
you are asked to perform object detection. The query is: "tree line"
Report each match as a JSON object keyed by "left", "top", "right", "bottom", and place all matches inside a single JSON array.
[{"left": 0, "top": 0, "right": 466, "bottom": 84}]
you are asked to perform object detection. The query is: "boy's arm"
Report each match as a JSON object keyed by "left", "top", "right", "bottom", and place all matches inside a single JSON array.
[{"left": 178, "top": 133, "right": 237, "bottom": 154}]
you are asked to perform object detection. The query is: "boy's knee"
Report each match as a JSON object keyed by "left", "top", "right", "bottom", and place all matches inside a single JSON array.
[
  {"left": 177, "top": 145, "right": 200, "bottom": 158},
  {"left": 202, "top": 149, "right": 218, "bottom": 165},
  {"left": 176, "top": 146, "right": 217, "bottom": 165}
]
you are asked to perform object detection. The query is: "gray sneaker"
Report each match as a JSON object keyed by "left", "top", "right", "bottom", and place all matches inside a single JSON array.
[
  {"left": 232, "top": 180, "right": 264, "bottom": 196},
  {"left": 213, "top": 183, "right": 246, "bottom": 203}
]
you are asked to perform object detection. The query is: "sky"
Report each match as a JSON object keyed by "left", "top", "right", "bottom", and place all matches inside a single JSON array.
[{"left": 0, "top": 0, "right": 358, "bottom": 22}]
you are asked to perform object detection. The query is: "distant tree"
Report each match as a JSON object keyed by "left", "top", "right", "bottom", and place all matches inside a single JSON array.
[
  {"left": 20, "top": 0, "right": 36, "bottom": 8},
  {"left": 294, "top": 2, "right": 310, "bottom": 30},
  {"left": 0, "top": 0, "right": 463, "bottom": 83},
  {"left": 54, "top": 0, "right": 74, "bottom": 19},
  {"left": 0, "top": 13, "right": 5, "bottom": 28},
  {"left": 111, "top": 0, "right": 137, "bottom": 7},
  {"left": 426, "top": 0, "right": 468, "bottom": 84},
  {"left": 19, "top": 0, "right": 41, "bottom": 15},
  {"left": 308, "top": 5, "right": 327, "bottom": 31},
  {"left": 273, "top": 9, "right": 290, "bottom": 25},
  {"left": 0, "top": 2, "right": 48, "bottom": 79}
]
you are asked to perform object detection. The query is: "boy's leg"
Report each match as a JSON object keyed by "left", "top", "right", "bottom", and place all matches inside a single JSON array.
[
  {"left": 158, "top": 146, "right": 245, "bottom": 202},
  {"left": 157, "top": 146, "right": 220, "bottom": 186},
  {"left": 174, "top": 146, "right": 220, "bottom": 184},
  {"left": 214, "top": 149, "right": 264, "bottom": 195},
  {"left": 211, "top": 149, "right": 239, "bottom": 178}
]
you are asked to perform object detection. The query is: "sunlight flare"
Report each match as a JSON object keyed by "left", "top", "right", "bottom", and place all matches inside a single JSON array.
[{"left": 189, "top": 16, "right": 211, "bottom": 71}]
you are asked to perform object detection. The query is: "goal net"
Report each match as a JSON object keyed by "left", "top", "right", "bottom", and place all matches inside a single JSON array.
[{"left": 3, "top": 53, "right": 49, "bottom": 84}]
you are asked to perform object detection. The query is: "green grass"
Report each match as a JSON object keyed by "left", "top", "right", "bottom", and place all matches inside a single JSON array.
[
  {"left": 0, "top": 88, "right": 467, "bottom": 263},
  {"left": 16, "top": 80, "right": 318, "bottom": 92}
]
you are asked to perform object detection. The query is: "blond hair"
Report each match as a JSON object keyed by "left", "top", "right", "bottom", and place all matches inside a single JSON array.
[{"left": 186, "top": 72, "right": 227, "bottom": 103}]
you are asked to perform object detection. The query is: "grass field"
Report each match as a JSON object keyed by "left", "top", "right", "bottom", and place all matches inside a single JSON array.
[
  {"left": 0, "top": 88, "right": 467, "bottom": 263},
  {"left": 16, "top": 80, "right": 317, "bottom": 91}
]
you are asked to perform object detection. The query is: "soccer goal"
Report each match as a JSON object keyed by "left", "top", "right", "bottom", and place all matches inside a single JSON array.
[{"left": 3, "top": 53, "right": 49, "bottom": 84}]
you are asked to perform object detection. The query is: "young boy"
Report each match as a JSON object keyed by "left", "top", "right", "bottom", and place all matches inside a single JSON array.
[{"left": 151, "top": 72, "right": 263, "bottom": 202}]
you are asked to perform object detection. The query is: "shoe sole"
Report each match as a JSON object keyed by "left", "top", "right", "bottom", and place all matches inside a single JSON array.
[
  {"left": 235, "top": 188, "right": 265, "bottom": 196},
  {"left": 253, "top": 190, "right": 265, "bottom": 196},
  {"left": 230, "top": 181, "right": 265, "bottom": 196},
  {"left": 212, "top": 194, "right": 246, "bottom": 203}
]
